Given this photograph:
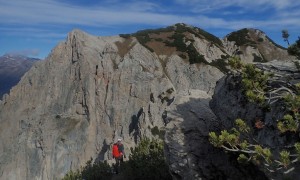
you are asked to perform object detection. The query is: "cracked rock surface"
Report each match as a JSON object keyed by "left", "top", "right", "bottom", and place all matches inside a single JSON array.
[{"left": 165, "top": 90, "right": 267, "bottom": 180}]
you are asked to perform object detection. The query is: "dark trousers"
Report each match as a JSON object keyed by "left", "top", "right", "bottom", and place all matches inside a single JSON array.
[{"left": 115, "top": 156, "right": 123, "bottom": 174}]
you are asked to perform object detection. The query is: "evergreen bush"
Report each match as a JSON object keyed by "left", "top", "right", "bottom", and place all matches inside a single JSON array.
[
  {"left": 209, "top": 56, "right": 300, "bottom": 177},
  {"left": 122, "top": 138, "right": 172, "bottom": 180},
  {"left": 62, "top": 159, "right": 113, "bottom": 180},
  {"left": 62, "top": 138, "right": 172, "bottom": 180}
]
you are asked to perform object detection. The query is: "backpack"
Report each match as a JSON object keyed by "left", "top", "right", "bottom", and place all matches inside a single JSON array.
[{"left": 112, "top": 143, "right": 120, "bottom": 158}]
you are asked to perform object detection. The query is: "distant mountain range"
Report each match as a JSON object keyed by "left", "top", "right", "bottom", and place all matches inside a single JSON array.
[{"left": 0, "top": 54, "right": 40, "bottom": 99}]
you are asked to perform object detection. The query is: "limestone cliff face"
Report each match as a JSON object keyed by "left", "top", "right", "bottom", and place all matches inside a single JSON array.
[{"left": 0, "top": 28, "right": 223, "bottom": 179}]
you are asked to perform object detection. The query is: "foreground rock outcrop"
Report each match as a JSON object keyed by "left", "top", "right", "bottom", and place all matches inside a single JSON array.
[
  {"left": 164, "top": 59, "right": 300, "bottom": 180},
  {"left": 164, "top": 90, "right": 267, "bottom": 180},
  {"left": 209, "top": 60, "right": 300, "bottom": 179}
]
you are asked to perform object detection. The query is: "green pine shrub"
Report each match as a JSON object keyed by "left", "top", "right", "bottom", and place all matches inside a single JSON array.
[
  {"left": 62, "top": 138, "right": 172, "bottom": 180},
  {"left": 209, "top": 56, "right": 300, "bottom": 176},
  {"left": 122, "top": 138, "right": 172, "bottom": 180},
  {"left": 227, "top": 29, "right": 256, "bottom": 47},
  {"left": 288, "top": 38, "right": 300, "bottom": 59},
  {"left": 62, "top": 159, "right": 113, "bottom": 180},
  {"left": 62, "top": 169, "right": 81, "bottom": 180}
]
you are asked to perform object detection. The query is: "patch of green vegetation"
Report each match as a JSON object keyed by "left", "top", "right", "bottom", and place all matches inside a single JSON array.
[
  {"left": 136, "top": 34, "right": 151, "bottom": 45},
  {"left": 151, "top": 126, "right": 165, "bottom": 139},
  {"left": 227, "top": 28, "right": 257, "bottom": 47},
  {"left": 165, "top": 31, "right": 208, "bottom": 64},
  {"left": 155, "top": 38, "right": 163, "bottom": 42},
  {"left": 165, "top": 32, "right": 187, "bottom": 51},
  {"left": 221, "top": 54, "right": 230, "bottom": 59},
  {"left": 178, "top": 53, "right": 187, "bottom": 59},
  {"left": 132, "top": 33, "right": 154, "bottom": 52},
  {"left": 62, "top": 158, "right": 112, "bottom": 180},
  {"left": 119, "top": 34, "right": 131, "bottom": 38},
  {"left": 123, "top": 138, "right": 172, "bottom": 180},
  {"left": 132, "top": 26, "right": 174, "bottom": 40},
  {"left": 288, "top": 38, "right": 300, "bottom": 59},
  {"left": 187, "top": 44, "right": 207, "bottom": 64},
  {"left": 147, "top": 47, "right": 154, "bottom": 52},
  {"left": 209, "top": 59, "right": 229, "bottom": 73},
  {"left": 130, "top": 27, "right": 174, "bottom": 53},
  {"left": 258, "top": 38, "right": 264, "bottom": 42},
  {"left": 134, "top": 27, "right": 174, "bottom": 35},
  {"left": 173, "top": 23, "right": 223, "bottom": 47}
]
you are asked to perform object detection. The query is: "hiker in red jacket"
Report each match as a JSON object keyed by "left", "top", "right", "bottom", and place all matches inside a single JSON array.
[{"left": 112, "top": 138, "right": 126, "bottom": 174}]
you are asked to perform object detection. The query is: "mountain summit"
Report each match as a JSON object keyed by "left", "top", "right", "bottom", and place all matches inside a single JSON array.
[
  {"left": 225, "top": 28, "right": 290, "bottom": 62},
  {"left": 0, "top": 24, "right": 296, "bottom": 179},
  {"left": 121, "top": 23, "right": 293, "bottom": 64}
]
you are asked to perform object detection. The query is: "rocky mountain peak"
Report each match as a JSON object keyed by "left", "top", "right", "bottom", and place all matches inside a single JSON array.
[
  {"left": 226, "top": 28, "right": 284, "bottom": 49},
  {"left": 67, "top": 29, "right": 90, "bottom": 42},
  {"left": 224, "top": 28, "right": 294, "bottom": 63}
]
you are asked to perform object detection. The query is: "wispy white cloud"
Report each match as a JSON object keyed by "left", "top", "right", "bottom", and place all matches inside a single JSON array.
[
  {"left": 175, "top": 0, "right": 300, "bottom": 11},
  {"left": 0, "top": 0, "right": 299, "bottom": 43},
  {"left": 0, "top": 0, "right": 164, "bottom": 26},
  {"left": 0, "top": 27, "right": 66, "bottom": 38},
  {"left": 0, "top": 0, "right": 299, "bottom": 31}
]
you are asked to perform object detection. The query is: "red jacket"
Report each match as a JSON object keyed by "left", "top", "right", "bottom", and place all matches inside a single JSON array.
[{"left": 112, "top": 143, "right": 120, "bottom": 158}]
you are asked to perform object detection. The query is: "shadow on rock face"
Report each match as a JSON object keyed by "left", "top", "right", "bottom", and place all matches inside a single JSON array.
[
  {"left": 129, "top": 107, "right": 144, "bottom": 144},
  {"left": 164, "top": 97, "right": 267, "bottom": 180}
]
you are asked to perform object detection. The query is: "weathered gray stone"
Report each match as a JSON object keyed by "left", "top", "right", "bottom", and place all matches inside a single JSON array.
[
  {"left": 210, "top": 61, "right": 300, "bottom": 179},
  {"left": 165, "top": 90, "right": 266, "bottom": 180}
]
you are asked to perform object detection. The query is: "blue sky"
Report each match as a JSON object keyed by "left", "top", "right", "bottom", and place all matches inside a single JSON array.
[{"left": 0, "top": 0, "right": 299, "bottom": 59}]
